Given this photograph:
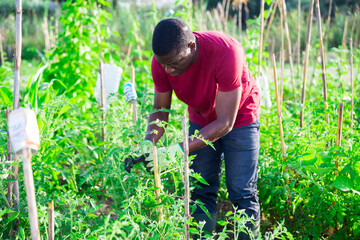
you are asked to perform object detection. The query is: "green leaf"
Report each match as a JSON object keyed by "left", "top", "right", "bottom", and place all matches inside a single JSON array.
[
  {"left": 0, "top": 86, "right": 12, "bottom": 106},
  {"left": 333, "top": 176, "right": 352, "bottom": 192},
  {"left": 7, "top": 210, "right": 20, "bottom": 222}
]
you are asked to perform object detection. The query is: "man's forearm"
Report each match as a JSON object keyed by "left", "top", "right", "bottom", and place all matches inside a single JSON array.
[
  {"left": 145, "top": 111, "right": 169, "bottom": 144},
  {"left": 180, "top": 118, "right": 233, "bottom": 153}
]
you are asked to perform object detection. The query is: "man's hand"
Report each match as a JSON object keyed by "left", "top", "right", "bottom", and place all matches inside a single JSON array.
[
  {"left": 144, "top": 143, "right": 183, "bottom": 173},
  {"left": 124, "top": 140, "right": 153, "bottom": 173}
]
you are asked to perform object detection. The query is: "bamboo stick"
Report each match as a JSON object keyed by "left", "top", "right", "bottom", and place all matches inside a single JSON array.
[
  {"left": 22, "top": 148, "right": 40, "bottom": 240},
  {"left": 257, "top": 0, "right": 265, "bottom": 79},
  {"left": 342, "top": 13, "right": 349, "bottom": 49},
  {"left": 350, "top": 13, "right": 357, "bottom": 40},
  {"left": 9, "top": 0, "right": 23, "bottom": 215},
  {"left": 238, "top": 1, "right": 242, "bottom": 40},
  {"left": 297, "top": 0, "right": 301, "bottom": 78},
  {"left": 264, "top": 0, "right": 278, "bottom": 47},
  {"left": 153, "top": 145, "right": 163, "bottom": 222},
  {"left": 324, "top": 0, "right": 333, "bottom": 53},
  {"left": 99, "top": 61, "right": 106, "bottom": 143},
  {"left": 181, "top": 112, "right": 190, "bottom": 240},
  {"left": 335, "top": 102, "right": 344, "bottom": 176},
  {"left": 315, "top": 0, "right": 329, "bottom": 124},
  {"left": 349, "top": 38, "right": 354, "bottom": 128},
  {"left": 300, "top": 0, "right": 315, "bottom": 128},
  {"left": 0, "top": 32, "right": 4, "bottom": 66},
  {"left": 272, "top": 54, "right": 286, "bottom": 161},
  {"left": 48, "top": 201, "right": 54, "bottom": 240},
  {"left": 355, "top": 8, "right": 359, "bottom": 47},
  {"left": 206, "top": 11, "right": 217, "bottom": 31},
  {"left": 281, "top": 0, "right": 295, "bottom": 98},
  {"left": 41, "top": 17, "right": 50, "bottom": 51},
  {"left": 279, "top": 0, "right": 284, "bottom": 106},
  {"left": 130, "top": 65, "right": 137, "bottom": 125}
]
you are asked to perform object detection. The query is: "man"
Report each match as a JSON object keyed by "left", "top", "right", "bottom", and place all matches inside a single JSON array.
[{"left": 127, "top": 18, "right": 261, "bottom": 239}]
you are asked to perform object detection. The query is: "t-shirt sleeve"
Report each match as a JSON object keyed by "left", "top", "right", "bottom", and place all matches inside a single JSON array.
[
  {"left": 215, "top": 45, "right": 244, "bottom": 92},
  {"left": 151, "top": 55, "right": 172, "bottom": 93}
]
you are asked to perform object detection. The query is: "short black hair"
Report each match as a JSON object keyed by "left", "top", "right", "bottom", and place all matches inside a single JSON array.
[{"left": 152, "top": 18, "right": 194, "bottom": 56}]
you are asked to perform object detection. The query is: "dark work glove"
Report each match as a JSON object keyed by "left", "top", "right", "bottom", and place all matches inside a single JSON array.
[{"left": 124, "top": 153, "right": 150, "bottom": 173}]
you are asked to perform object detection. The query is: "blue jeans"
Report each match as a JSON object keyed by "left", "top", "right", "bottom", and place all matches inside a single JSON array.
[{"left": 190, "top": 119, "right": 260, "bottom": 221}]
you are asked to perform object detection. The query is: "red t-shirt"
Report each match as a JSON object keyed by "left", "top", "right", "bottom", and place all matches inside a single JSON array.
[{"left": 151, "top": 31, "right": 260, "bottom": 128}]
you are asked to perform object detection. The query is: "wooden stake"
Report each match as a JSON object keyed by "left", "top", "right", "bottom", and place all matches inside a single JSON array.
[
  {"left": 300, "top": 0, "right": 315, "bottom": 128},
  {"left": 258, "top": 0, "right": 265, "bottom": 78},
  {"left": 22, "top": 148, "right": 40, "bottom": 240},
  {"left": 279, "top": 0, "right": 285, "bottom": 106},
  {"left": 272, "top": 54, "right": 286, "bottom": 161},
  {"left": 335, "top": 102, "right": 344, "bottom": 176},
  {"left": 181, "top": 112, "right": 190, "bottom": 240},
  {"left": 349, "top": 38, "right": 354, "bottom": 128},
  {"left": 342, "top": 14, "right": 349, "bottom": 49},
  {"left": 324, "top": 0, "right": 333, "bottom": 53},
  {"left": 350, "top": 13, "right": 357, "bottom": 40},
  {"left": 264, "top": 0, "right": 278, "bottom": 47},
  {"left": 152, "top": 145, "right": 163, "bottom": 222},
  {"left": 281, "top": 0, "right": 295, "bottom": 98},
  {"left": 297, "top": 0, "right": 301, "bottom": 78},
  {"left": 41, "top": 17, "right": 50, "bottom": 52},
  {"left": 238, "top": 1, "right": 243, "bottom": 40},
  {"left": 99, "top": 61, "right": 106, "bottom": 143},
  {"left": 130, "top": 65, "right": 137, "bottom": 125},
  {"left": 48, "top": 201, "right": 55, "bottom": 240},
  {"left": 315, "top": 0, "right": 329, "bottom": 124}
]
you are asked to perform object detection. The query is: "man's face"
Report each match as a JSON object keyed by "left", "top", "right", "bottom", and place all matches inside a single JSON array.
[{"left": 155, "top": 43, "right": 196, "bottom": 76}]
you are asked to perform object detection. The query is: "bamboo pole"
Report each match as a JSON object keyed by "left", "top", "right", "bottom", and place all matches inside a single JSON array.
[
  {"left": 9, "top": 0, "right": 23, "bottom": 215},
  {"left": 272, "top": 54, "right": 286, "bottom": 161},
  {"left": 324, "top": 0, "right": 333, "bottom": 53},
  {"left": 349, "top": 38, "right": 354, "bottom": 128},
  {"left": 257, "top": 0, "right": 264, "bottom": 79},
  {"left": 342, "top": 13, "right": 349, "bottom": 49},
  {"left": 100, "top": 62, "right": 106, "bottom": 143},
  {"left": 238, "top": 1, "right": 242, "bottom": 40},
  {"left": 22, "top": 148, "right": 40, "bottom": 240},
  {"left": 355, "top": 9, "right": 359, "bottom": 47},
  {"left": 89, "top": 0, "right": 106, "bottom": 143},
  {"left": 152, "top": 145, "right": 163, "bottom": 222},
  {"left": 281, "top": 0, "right": 295, "bottom": 98},
  {"left": 130, "top": 65, "right": 137, "bottom": 125},
  {"left": 206, "top": 11, "right": 217, "bottom": 31},
  {"left": 48, "top": 201, "right": 54, "bottom": 240},
  {"left": 264, "top": 0, "right": 278, "bottom": 46},
  {"left": 0, "top": 31, "right": 4, "bottom": 65},
  {"left": 279, "top": 0, "right": 285, "bottom": 106},
  {"left": 300, "top": 0, "right": 315, "bottom": 128},
  {"left": 335, "top": 102, "right": 344, "bottom": 176},
  {"left": 181, "top": 112, "right": 190, "bottom": 240},
  {"left": 350, "top": 13, "right": 357, "bottom": 40},
  {"left": 297, "top": 0, "right": 301, "bottom": 78},
  {"left": 315, "top": 0, "right": 329, "bottom": 124}
]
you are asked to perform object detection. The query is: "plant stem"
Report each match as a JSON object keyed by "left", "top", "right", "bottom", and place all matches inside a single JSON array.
[{"left": 300, "top": 0, "right": 315, "bottom": 128}]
